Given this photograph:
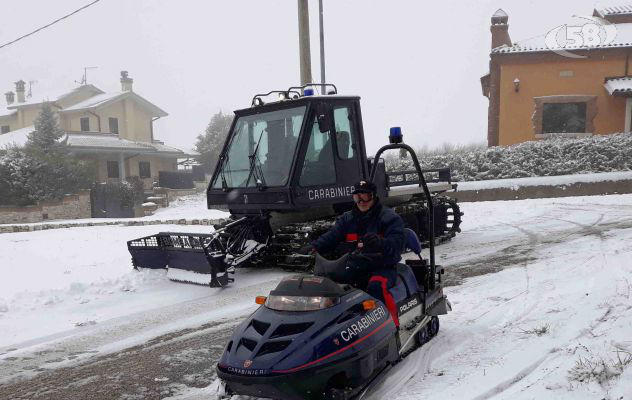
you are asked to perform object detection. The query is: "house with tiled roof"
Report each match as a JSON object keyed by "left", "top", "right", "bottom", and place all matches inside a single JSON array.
[
  {"left": 0, "top": 72, "right": 185, "bottom": 186},
  {"left": 481, "top": 4, "right": 632, "bottom": 146}
]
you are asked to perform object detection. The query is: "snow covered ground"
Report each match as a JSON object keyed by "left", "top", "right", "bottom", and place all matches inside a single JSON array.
[
  {"left": 370, "top": 197, "right": 632, "bottom": 400},
  {"left": 1, "top": 194, "right": 631, "bottom": 399}
]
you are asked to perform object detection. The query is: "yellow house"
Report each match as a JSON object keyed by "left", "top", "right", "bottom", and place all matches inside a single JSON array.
[
  {"left": 482, "top": 5, "right": 632, "bottom": 146},
  {"left": 0, "top": 71, "right": 184, "bottom": 185}
]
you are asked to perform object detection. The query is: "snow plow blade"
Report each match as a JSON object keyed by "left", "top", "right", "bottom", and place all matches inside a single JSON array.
[{"left": 127, "top": 232, "right": 233, "bottom": 287}]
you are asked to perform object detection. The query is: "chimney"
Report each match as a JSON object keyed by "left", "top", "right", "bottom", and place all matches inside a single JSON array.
[
  {"left": 490, "top": 9, "right": 512, "bottom": 49},
  {"left": 120, "top": 71, "right": 133, "bottom": 91},
  {"left": 15, "top": 80, "right": 26, "bottom": 103},
  {"left": 5, "top": 91, "right": 15, "bottom": 105}
]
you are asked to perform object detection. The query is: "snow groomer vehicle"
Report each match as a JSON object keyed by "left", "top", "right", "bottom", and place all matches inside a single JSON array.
[
  {"left": 127, "top": 84, "right": 462, "bottom": 287},
  {"left": 216, "top": 127, "right": 452, "bottom": 400}
]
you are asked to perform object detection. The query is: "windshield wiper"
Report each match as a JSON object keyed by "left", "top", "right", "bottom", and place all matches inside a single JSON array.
[
  {"left": 219, "top": 154, "right": 229, "bottom": 191},
  {"left": 252, "top": 153, "right": 267, "bottom": 189},
  {"left": 245, "top": 130, "right": 267, "bottom": 190}
]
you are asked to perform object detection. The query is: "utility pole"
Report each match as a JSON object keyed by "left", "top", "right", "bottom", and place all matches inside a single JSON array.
[
  {"left": 318, "top": 0, "right": 326, "bottom": 94},
  {"left": 297, "top": 0, "right": 312, "bottom": 86}
]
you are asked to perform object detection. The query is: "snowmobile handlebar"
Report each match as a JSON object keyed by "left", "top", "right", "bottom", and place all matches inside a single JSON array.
[{"left": 368, "top": 142, "right": 436, "bottom": 274}]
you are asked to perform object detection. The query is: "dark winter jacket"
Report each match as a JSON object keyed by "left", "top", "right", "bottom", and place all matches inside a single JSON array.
[{"left": 312, "top": 200, "right": 405, "bottom": 268}]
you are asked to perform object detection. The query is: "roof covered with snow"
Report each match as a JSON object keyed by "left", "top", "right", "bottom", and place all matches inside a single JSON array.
[
  {"left": 0, "top": 125, "right": 34, "bottom": 148},
  {"left": 0, "top": 108, "right": 17, "bottom": 118},
  {"left": 595, "top": 3, "right": 632, "bottom": 17},
  {"left": 492, "top": 21, "right": 632, "bottom": 54},
  {"left": 61, "top": 91, "right": 126, "bottom": 111},
  {"left": 5, "top": 85, "right": 104, "bottom": 110},
  {"left": 2, "top": 84, "right": 166, "bottom": 118},
  {"left": 60, "top": 91, "right": 168, "bottom": 117},
  {"left": 604, "top": 76, "right": 632, "bottom": 95},
  {"left": 65, "top": 132, "right": 183, "bottom": 155}
]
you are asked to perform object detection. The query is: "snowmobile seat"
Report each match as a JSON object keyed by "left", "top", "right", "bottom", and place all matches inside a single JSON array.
[
  {"left": 387, "top": 276, "right": 408, "bottom": 304},
  {"left": 370, "top": 266, "right": 417, "bottom": 305},
  {"left": 395, "top": 263, "right": 420, "bottom": 297}
]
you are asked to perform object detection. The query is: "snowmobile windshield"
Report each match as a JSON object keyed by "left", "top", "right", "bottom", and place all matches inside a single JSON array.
[{"left": 213, "top": 106, "right": 307, "bottom": 189}]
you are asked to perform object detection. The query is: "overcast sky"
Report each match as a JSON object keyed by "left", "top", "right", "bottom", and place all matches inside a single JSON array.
[{"left": 0, "top": 0, "right": 609, "bottom": 153}]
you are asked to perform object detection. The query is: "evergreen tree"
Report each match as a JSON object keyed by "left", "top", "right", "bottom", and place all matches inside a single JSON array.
[
  {"left": 0, "top": 104, "right": 93, "bottom": 205},
  {"left": 194, "top": 111, "right": 233, "bottom": 173},
  {"left": 27, "top": 102, "right": 65, "bottom": 152}
]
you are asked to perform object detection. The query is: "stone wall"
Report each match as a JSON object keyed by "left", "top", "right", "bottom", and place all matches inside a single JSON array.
[
  {"left": 0, "top": 217, "right": 226, "bottom": 234},
  {"left": 0, "top": 190, "right": 91, "bottom": 224}
]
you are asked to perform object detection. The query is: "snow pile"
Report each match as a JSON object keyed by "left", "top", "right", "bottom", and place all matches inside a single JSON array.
[
  {"left": 389, "top": 133, "right": 632, "bottom": 181},
  {"left": 151, "top": 192, "right": 226, "bottom": 220}
]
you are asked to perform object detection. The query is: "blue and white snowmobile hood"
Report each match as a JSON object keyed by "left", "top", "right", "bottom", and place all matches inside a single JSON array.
[{"left": 217, "top": 276, "right": 396, "bottom": 376}]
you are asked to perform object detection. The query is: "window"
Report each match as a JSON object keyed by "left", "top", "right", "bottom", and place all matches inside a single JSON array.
[
  {"left": 139, "top": 161, "right": 151, "bottom": 178},
  {"left": 542, "top": 103, "right": 586, "bottom": 133},
  {"left": 333, "top": 107, "right": 356, "bottom": 159},
  {"left": 299, "top": 116, "right": 336, "bottom": 187},
  {"left": 533, "top": 95, "right": 596, "bottom": 137},
  {"left": 80, "top": 117, "right": 90, "bottom": 132},
  {"left": 109, "top": 117, "right": 119, "bottom": 134},
  {"left": 107, "top": 161, "right": 119, "bottom": 178},
  {"left": 212, "top": 106, "right": 306, "bottom": 188},
  {"left": 1, "top": 125, "right": 9, "bottom": 134}
]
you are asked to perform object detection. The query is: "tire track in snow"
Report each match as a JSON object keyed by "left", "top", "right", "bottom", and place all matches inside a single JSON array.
[
  {"left": 365, "top": 332, "right": 453, "bottom": 400},
  {"left": 379, "top": 206, "right": 632, "bottom": 400},
  {"left": 0, "top": 276, "right": 284, "bottom": 385},
  {"left": 447, "top": 212, "right": 632, "bottom": 288},
  {"left": 0, "top": 320, "right": 240, "bottom": 400},
  {"left": 470, "top": 350, "right": 558, "bottom": 400}
]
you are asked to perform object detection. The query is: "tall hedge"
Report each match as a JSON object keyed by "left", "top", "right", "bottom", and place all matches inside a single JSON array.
[{"left": 388, "top": 133, "right": 632, "bottom": 182}]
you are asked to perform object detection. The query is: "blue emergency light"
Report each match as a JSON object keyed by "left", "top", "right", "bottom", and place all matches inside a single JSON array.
[
  {"left": 389, "top": 127, "right": 403, "bottom": 144},
  {"left": 303, "top": 88, "right": 314, "bottom": 96}
]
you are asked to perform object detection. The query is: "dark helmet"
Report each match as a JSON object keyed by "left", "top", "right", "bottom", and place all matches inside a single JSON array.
[{"left": 352, "top": 180, "right": 377, "bottom": 195}]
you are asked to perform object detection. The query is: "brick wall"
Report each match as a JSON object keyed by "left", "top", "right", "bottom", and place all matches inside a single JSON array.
[{"left": 0, "top": 190, "right": 91, "bottom": 224}]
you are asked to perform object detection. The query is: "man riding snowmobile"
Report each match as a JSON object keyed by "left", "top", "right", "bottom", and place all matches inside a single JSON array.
[
  {"left": 215, "top": 133, "right": 452, "bottom": 400},
  {"left": 300, "top": 180, "right": 406, "bottom": 326}
]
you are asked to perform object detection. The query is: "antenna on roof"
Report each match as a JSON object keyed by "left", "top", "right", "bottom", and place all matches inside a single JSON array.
[
  {"left": 27, "top": 80, "right": 38, "bottom": 98},
  {"left": 75, "top": 66, "right": 98, "bottom": 85}
]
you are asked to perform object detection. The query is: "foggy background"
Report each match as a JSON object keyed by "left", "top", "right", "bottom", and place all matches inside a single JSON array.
[{"left": 0, "top": 0, "right": 608, "bottom": 153}]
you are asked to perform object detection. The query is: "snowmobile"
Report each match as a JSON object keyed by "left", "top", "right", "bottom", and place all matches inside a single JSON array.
[
  {"left": 215, "top": 137, "right": 451, "bottom": 400},
  {"left": 127, "top": 84, "right": 462, "bottom": 287}
]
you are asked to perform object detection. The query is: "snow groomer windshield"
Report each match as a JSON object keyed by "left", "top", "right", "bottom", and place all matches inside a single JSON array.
[{"left": 212, "top": 106, "right": 306, "bottom": 188}]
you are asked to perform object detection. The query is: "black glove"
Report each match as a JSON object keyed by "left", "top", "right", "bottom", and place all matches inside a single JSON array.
[
  {"left": 297, "top": 244, "right": 315, "bottom": 255},
  {"left": 361, "top": 233, "right": 383, "bottom": 253}
]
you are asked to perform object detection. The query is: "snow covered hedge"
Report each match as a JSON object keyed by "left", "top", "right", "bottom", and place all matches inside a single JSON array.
[{"left": 388, "top": 133, "right": 632, "bottom": 181}]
